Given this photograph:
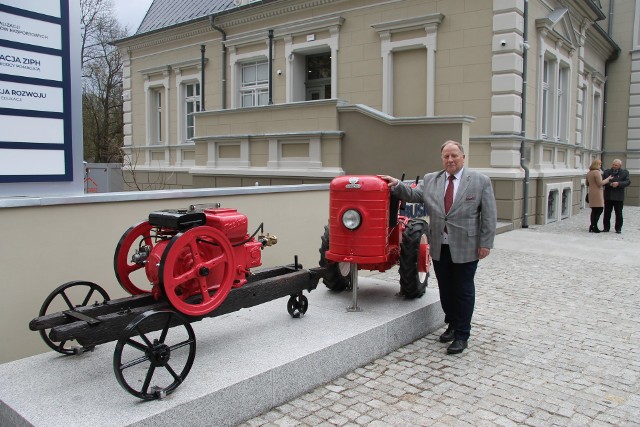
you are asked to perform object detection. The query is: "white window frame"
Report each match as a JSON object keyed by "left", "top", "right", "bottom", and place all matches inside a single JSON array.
[
  {"left": 556, "top": 64, "right": 569, "bottom": 141},
  {"left": 591, "top": 90, "right": 602, "bottom": 150},
  {"left": 536, "top": 24, "right": 572, "bottom": 143},
  {"left": 538, "top": 54, "right": 571, "bottom": 142},
  {"left": 578, "top": 85, "right": 586, "bottom": 147},
  {"left": 541, "top": 59, "right": 550, "bottom": 138},
  {"left": 240, "top": 60, "right": 269, "bottom": 107},
  {"left": 142, "top": 68, "right": 170, "bottom": 147},
  {"left": 228, "top": 44, "right": 269, "bottom": 109},
  {"left": 154, "top": 91, "right": 162, "bottom": 144},
  {"left": 174, "top": 62, "right": 204, "bottom": 145},
  {"left": 184, "top": 82, "right": 200, "bottom": 140}
]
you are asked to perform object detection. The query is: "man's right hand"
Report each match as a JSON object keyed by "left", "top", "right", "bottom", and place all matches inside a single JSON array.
[{"left": 378, "top": 175, "right": 398, "bottom": 188}]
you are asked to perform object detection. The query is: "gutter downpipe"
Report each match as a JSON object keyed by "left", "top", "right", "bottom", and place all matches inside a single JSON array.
[
  {"left": 520, "top": 0, "right": 530, "bottom": 228},
  {"left": 200, "top": 45, "right": 206, "bottom": 110},
  {"left": 268, "top": 29, "right": 274, "bottom": 105},
  {"left": 210, "top": 16, "right": 227, "bottom": 109}
]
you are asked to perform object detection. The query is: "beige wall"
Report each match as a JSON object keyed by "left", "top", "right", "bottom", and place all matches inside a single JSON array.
[
  {"left": 602, "top": 0, "right": 638, "bottom": 206},
  {"left": 195, "top": 100, "right": 340, "bottom": 137},
  {"left": 0, "top": 187, "right": 329, "bottom": 363}
]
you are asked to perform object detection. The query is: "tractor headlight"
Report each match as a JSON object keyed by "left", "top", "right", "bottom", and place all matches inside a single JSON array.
[{"left": 342, "top": 209, "right": 362, "bottom": 230}]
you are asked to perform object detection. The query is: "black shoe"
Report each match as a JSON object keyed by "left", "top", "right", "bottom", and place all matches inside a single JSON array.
[
  {"left": 616, "top": 230, "right": 621, "bottom": 234},
  {"left": 603, "top": 229, "right": 609, "bottom": 232},
  {"left": 447, "top": 339, "right": 468, "bottom": 354},
  {"left": 439, "top": 327, "right": 455, "bottom": 343},
  {"left": 591, "top": 227, "right": 601, "bottom": 233}
]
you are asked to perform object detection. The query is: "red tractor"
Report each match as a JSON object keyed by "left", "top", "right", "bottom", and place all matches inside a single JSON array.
[
  {"left": 114, "top": 206, "right": 277, "bottom": 317},
  {"left": 320, "top": 175, "right": 431, "bottom": 304}
]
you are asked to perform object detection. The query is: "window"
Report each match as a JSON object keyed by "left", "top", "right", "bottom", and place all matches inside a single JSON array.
[
  {"left": 591, "top": 92, "right": 602, "bottom": 149},
  {"left": 541, "top": 60, "right": 550, "bottom": 138},
  {"left": 154, "top": 90, "right": 162, "bottom": 144},
  {"left": 556, "top": 65, "right": 569, "bottom": 141},
  {"left": 579, "top": 86, "right": 586, "bottom": 146},
  {"left": 241, "top": 60, "right": 269, "bottom": 107},
  {"left": 540, "top": 57, "right": 570, "bottom": 142},
  {"left": 185, "top": 82, "right": 200, "bottom": 140}
]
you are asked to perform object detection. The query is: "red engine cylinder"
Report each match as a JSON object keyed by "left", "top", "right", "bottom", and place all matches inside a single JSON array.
[{"left": 203, "top": 208, "right": 248, "bottom": 243}]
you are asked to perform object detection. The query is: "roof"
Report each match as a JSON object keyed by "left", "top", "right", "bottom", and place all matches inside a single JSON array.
[{"left": 134, "top": 0, "right": 237, "bottom": 35}]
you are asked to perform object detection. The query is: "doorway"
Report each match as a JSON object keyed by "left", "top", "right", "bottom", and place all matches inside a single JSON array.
[{"left": 305, "top": 52, "right": 331, "bottom": 101}]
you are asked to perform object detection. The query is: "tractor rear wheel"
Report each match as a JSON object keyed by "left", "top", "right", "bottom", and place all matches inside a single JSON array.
[
  {"left": 319, "top": 225, "right": 351, "bottom": 292},
  {"left": 399, "top": 219, "right": 430, "bottom": 298}
]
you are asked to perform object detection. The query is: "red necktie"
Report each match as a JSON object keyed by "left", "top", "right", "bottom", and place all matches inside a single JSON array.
[{"left": 444, "top": 175, "right": 455, "bottom": 214}]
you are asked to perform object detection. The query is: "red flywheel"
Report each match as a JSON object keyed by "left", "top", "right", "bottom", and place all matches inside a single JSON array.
[{"left": 159, "top": 226, "right": 235, "bottom": 316}]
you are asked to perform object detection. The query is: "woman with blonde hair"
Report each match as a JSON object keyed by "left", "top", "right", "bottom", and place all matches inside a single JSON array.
[{"left": 586, "top": 159, "right": 612, "bottom": 232}]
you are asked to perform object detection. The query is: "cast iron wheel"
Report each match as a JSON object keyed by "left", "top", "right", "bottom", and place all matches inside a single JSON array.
[
  {"left": 399, "top": 219, "right": 431, "bottom": 298},
  {"left": 38, "top": 281, "right": 110, "bottom": 355},
  {"left": 160, "top": 226, "right": 235, "bottom": 317},
  {"left": 114, "top": 221, "right": 156, "bottom": 295},
  {"left": 287, "top": 294, "right": 308, "bottom": 318},
  {"left": 319, "top": 224, "right": 351, "bottom": 292},
  {"left": 113, "top": 309, "right": 196, "bottom": 400}
]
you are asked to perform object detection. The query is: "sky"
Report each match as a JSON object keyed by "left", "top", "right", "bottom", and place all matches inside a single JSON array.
[{"left": 111, "top": 0, "right": 154, "bottom": 35}]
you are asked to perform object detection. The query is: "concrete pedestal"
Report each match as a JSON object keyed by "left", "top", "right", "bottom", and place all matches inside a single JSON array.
[{"left": 0, "top": 276, "right": 443, "bottom": 427}]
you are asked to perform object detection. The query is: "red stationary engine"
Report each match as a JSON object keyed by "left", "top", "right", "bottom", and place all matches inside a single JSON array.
[{"left": 114, "top": 206, "right": 276, "bottom": 316}]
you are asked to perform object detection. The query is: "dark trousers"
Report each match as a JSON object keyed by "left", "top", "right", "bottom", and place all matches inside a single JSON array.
[
  {"left": 603, "top": 200, "right": 624, "bottom": 232},
  {"left": 590, "top": 207, "right": 603, "bottom": 230},
  {"left": 432, "top": 244, "right": 478, "bottom": 341}
]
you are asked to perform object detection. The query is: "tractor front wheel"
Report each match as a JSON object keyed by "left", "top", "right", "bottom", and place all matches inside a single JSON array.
[
  {"left": 399, "top": 219, "right": 430, "bottom": 298},
  {"left": 319, "top": 225, "right": 351, "bottom": 292}
]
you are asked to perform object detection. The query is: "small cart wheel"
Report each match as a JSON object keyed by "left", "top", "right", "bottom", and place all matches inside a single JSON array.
[
  {"left": 287, "top": 294, "right": 308, "bottom": 318},
  {"left": 38, "top": 281, "right": 110, "bottom": 355},
  {"left": 113, "top": 310, "right": 196, "bottom": 400}
]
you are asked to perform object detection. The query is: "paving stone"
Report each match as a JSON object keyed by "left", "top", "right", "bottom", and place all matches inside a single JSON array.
[
  {"left": 353, "top": 414, "right": 373, "bottom": 425},
  {"left": 241, "top": 207, "right": 640, "bottom": 426}
]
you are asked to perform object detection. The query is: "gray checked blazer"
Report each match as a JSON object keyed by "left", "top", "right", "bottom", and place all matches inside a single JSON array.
[{"left": 393, "top": 168, "right": 497, "bottom": 263}]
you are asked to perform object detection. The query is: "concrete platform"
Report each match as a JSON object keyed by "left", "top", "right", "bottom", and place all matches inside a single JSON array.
[{"left": 0, "top": 276, "right": 443, "bottom": 427}]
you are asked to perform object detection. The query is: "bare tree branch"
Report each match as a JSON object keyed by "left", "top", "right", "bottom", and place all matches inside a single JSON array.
[{"left": 81, "top": 0, "right": 126, "bottom": 164}]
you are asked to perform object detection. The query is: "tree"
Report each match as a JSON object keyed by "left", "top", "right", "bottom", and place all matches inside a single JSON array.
[{"left": 80, "top": 0, "right": 126, "bottom": 163}]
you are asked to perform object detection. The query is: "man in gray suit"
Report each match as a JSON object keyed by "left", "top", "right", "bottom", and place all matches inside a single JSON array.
[
  {"left": 381, "top": 140, "right": 497, "bottom": 354},
  {"left": 602, "top": 159, "right": 631, "bottom": 234}
]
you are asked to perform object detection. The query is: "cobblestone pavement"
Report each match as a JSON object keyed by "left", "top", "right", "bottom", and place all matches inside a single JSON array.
[{"left": 241, "top": 207, "right": 640, "bottom": 427}]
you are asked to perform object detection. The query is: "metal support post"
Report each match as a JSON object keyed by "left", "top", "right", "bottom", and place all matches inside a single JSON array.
[{"left": 346, "top": 263, "right": 362, "bottom": 312}]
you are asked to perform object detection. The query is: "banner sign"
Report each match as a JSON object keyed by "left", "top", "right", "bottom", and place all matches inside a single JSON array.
[{"left": 0, "top": 0, "right": 73, "bottom": 182}]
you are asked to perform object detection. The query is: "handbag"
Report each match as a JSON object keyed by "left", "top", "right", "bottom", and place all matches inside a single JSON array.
[{"left": 585, "top": 194, "right": 589, "bottom": 203}]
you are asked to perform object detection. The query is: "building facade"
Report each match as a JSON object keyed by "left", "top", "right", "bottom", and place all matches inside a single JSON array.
[{"left": 115, "top": 0, "right": 637, "bottom": 227}]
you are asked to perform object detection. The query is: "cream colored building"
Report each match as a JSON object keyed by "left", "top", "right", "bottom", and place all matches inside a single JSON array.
[{"left": 115, "top": 0, "right": 637, "bottom": 227}]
